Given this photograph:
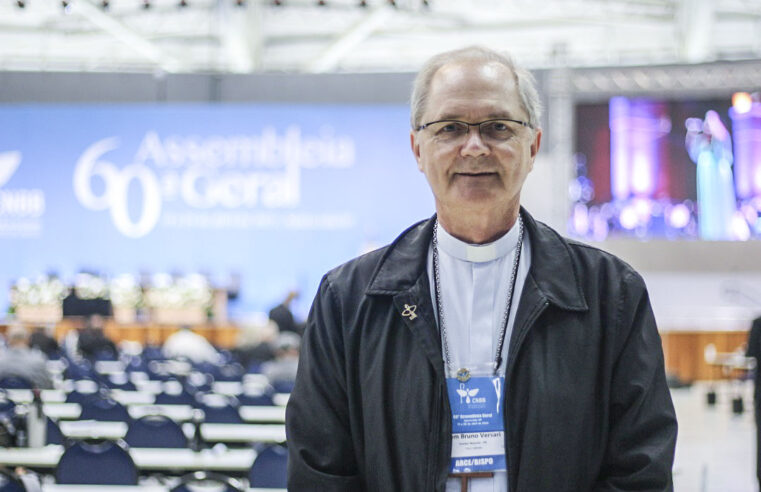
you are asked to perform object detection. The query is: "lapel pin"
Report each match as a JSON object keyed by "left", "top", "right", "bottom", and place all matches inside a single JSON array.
[{"left": 401, "top": 304, "right": 418, "bottom": 320}]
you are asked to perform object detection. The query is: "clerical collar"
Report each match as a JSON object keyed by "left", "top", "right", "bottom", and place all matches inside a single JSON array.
[{"left": 435, "top": 219, "right": 521, "bottom": 263}]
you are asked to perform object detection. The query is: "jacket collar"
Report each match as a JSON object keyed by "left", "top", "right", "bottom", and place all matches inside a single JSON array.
[{"left": 366, "top": 208, "right": 588, "bottom": 312}]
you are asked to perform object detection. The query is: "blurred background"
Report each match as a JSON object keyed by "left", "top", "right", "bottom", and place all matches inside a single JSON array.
[{"left": 0, "top": 1, "right": 760, "bottom": 491}]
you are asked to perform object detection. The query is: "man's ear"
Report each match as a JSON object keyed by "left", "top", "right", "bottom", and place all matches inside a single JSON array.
[
  {"left": 529, "top": 128, "right": 542, "bottom": 170},
  {"left": 530, "top": 128, "right": 542, "bottom": 158},
  {"left": 410, "top": 130, "right": 423, "bottom": 172}
]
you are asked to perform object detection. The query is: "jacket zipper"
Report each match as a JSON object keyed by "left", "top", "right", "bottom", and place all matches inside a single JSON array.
[{"left": 503, "top": 299, "right": 549, "bottom": 491}]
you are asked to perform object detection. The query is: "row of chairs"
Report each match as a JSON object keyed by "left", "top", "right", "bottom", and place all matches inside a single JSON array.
[
  {"left": 52, "top": 440, "right": 287, "bottom": 488},
  {"left": 0, "top": 468, "right": 262, "bottom": 492},
  {"left": 0, "top": 441, "right": 287, "bottom": 489}
]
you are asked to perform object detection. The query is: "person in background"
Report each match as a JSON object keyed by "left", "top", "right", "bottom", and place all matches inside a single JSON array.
[
  {"left": 268, "top": 290, "right": 304, "bottom": 335},
  {"left": 286, "top": 46, "right": 677, "bottom": 491},
  {"left": 233, "top": 316, "right": 279, "bottom": 369},
  {"left": 261, "top": 332, "right": 300, "bottom": 387},
  {"left": 0, "top": 324, "right": 53, "bottom": 389},
  {"left": 746, "top": 315, "right": 761, "bottom": 490},
  {"left": 77, "top": 314, "right": 117, "bottom": 360},
  {"left": 162, "top": 325, "right": 220, "bottom": 364},
  {"left": 28, "top": 325, "right": 60, "bottom": 358}
]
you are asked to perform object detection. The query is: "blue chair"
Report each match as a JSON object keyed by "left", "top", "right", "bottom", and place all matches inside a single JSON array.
[
  {"left": 79, "top": 395, "right": 130, "bottom": 422},
  {"left": 0, "top": 376, "right": 33, "bottom": 389},
  {"left": 46, "top": 417, "right": 65, "bottom": 445},
  {"left": 55, "top": 440, "right": 138, "bottom": 485},
  {"left": 154, "top": 390, "right": 196, "bottom": 406},
  {"left": 102, "top": 376, "right": 137, "bottom": 391},
  {"left": 194, "top": 394, "right": 242, "bottom": 424},
  {"left": 63, "top": 360, "right": 96, "bottom": 381},
  {"left": 141, "top": 346, "right": 165, "bottom": 361},
  {"left": 271, "top": 380, "right": 295, "bottom": 394},
  {"left": 214, "top": 362, "right": 245, "bottom": 382},
  {"left": 125, "top": 415, "right": 187, "bottom": 448},
  {"left": 0, "top": 468, "right": 25, "bottom": 492},
  {"left": 237, "top": 393, "right": 274, "bottom": 406},
  {"left": 170, "top": 471, "right": 244, "bottom": 492},
  {"left": 65, "top": 389, "right": 99, "bottom": 404},
  {"left": 0, "top": 391, "right": 16, "bottom": 416},
  {"left": 249, "top": 444, "right": 288, "bottom": 488}
]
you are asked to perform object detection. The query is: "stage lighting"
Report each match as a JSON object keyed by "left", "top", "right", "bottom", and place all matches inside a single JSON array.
[{"left": 733, "top": 92, "right": 752, "bottom": 114}]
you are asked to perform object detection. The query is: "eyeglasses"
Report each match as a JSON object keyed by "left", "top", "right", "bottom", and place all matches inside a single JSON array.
[{"left": 415, "top": 118, "right": 532, "bottom": 144}]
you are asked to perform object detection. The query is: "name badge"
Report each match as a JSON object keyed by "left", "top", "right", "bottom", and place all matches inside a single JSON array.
[{"left": 446, "top": 375, "right": 506, "bottom": 474}]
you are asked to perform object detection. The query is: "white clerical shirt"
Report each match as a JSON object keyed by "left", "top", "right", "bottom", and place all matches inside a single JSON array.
[{"left": 427, "top": 219, "right": 532, "bottom": 492}]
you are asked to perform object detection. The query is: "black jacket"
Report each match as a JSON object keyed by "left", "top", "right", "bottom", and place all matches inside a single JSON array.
[{"left": 286, "top": 210, "right": 677, "bottom": 491}]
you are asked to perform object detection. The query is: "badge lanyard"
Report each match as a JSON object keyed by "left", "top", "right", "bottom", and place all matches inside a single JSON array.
[{"left": 432, "top": 216, "right": 524, "bottom": 382}]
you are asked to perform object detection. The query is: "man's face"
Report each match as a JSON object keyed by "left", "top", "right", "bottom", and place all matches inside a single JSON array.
[{"left": 411, "top": 60, "right": 541, "bottom": 219}]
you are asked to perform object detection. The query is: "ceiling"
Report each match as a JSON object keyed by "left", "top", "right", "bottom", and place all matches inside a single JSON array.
[{"left": 0, "top": 0, "right": 760, "bottom": 74}]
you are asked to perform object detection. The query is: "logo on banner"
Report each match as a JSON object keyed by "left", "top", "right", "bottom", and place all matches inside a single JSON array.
[
  {"left": 0, "top": 151, "right": 46, "bottom": 237},
  {"left": 73, "top": 128, "right": 355, "bottom": 238}
]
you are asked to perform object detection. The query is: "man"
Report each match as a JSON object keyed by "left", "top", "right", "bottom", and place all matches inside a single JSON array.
[
  {"left": 286, "top": 46, "right": 677, "bottom": 491},
  {"left": 269, "top": 290, "right": 304, "bottom": 335},
  {"left": 163, "top": 325, "right": 220, "bottom": 364},
  {"left": 76, "top": 314, "right": 118, "bottom": 360},
  {"left": 0, "top": 324, "right": 54, "bottom": 389}
]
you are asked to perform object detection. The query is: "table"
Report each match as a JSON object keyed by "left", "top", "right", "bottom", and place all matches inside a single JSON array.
[
  {"left": 45, "top": 487, "right": 285, "bottom": 492},
  {"left": 41, "top": 403, "right": 285, "bottom": 424},
  {"left": 0, "top": 445, "right": 256, "bottom": 472},
  {"left": 7, "top": 389, "right": 153, "bottom": 406},
  {"left": 58, "top": 420, "right": 286, "bottom": 443}
]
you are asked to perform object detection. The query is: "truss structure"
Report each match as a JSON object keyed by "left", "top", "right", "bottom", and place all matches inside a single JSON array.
[{"left": 1, "top": 0, "right": 760, "bottom": 73}]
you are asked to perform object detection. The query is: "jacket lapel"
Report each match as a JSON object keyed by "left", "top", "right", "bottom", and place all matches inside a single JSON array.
[{"left": 366, "top": 217, "right": 446, "bottom": 378}]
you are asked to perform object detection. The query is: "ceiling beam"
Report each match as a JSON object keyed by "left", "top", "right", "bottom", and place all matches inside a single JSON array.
[
  {"left": 677, "top": 0, "right": 715, "bottom": 63},
  {"left": 68, "top": 0, "right": 183, "bottom": 73},
  {"left": 307, "top": 5, "right": 393, "bottom": 73}
]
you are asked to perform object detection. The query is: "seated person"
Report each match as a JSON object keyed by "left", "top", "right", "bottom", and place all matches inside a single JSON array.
[
  {"left": 28, "top": 325, "right": 60, "bottom": 358},
  {"left": 0, "top": 325, "right": 54, "bottom": 389},
  {"left": 261, "top": 332, "right": 300, "bottom": 385},
  {"left": 234, "top": 316, "right": 278, "bottom": 368},
  {"left": 77, "top": 314, "right": 117, "bottom": 360},
  {"left": 163, "top": 325, "right": 219, "bottom": 364}
]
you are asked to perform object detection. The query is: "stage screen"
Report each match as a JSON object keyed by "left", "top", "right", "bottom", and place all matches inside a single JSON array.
[
  {"left": 571, "top": 93, "right": 761, "bottom": 241},
  {"left": 0, "top": 104, "right": 432, "bottom": 319}
]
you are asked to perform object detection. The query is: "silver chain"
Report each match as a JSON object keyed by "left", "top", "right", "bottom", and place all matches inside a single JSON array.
[{"left": 433, "top": 216, "right": 524, "bottom": 376}]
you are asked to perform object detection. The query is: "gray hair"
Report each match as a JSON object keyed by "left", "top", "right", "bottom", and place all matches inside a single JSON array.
[{"left": 410, "top": 46, "right": 542, "bottom": 130}]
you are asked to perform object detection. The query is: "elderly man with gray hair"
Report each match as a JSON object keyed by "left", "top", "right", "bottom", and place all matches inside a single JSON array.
[
  {"left": 0, "top": 324, "right": 53, "bottom": 389},
  {"left": 286, "top": 46, "right": 677, "bottom": 491}
]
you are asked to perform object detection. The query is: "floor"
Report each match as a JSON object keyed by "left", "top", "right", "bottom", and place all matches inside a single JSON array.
[{"left": 673, "top": 381, "right": 757, "bottom": 492}]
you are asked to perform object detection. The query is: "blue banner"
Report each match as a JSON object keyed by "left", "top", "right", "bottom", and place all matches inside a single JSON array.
[{"left": 0, "top": 104, "right": 433, "bottom": 318}]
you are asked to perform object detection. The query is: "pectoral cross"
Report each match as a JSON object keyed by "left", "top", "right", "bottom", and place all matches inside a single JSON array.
[{"left": 449, "top": 471, "right": 494, "bottom": 492}]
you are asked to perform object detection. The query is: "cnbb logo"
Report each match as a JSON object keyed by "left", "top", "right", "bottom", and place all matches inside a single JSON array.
[
  {"left": 73, "top": 138, "right": 161, "bottom": 238},
  {"left": 0, "top": 151, "right": 45, "bottom": 218}
]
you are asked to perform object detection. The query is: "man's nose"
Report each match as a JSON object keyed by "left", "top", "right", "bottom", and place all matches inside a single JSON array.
[{"left": 460, "top": 127, "right": 490, "bottom": 157}]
